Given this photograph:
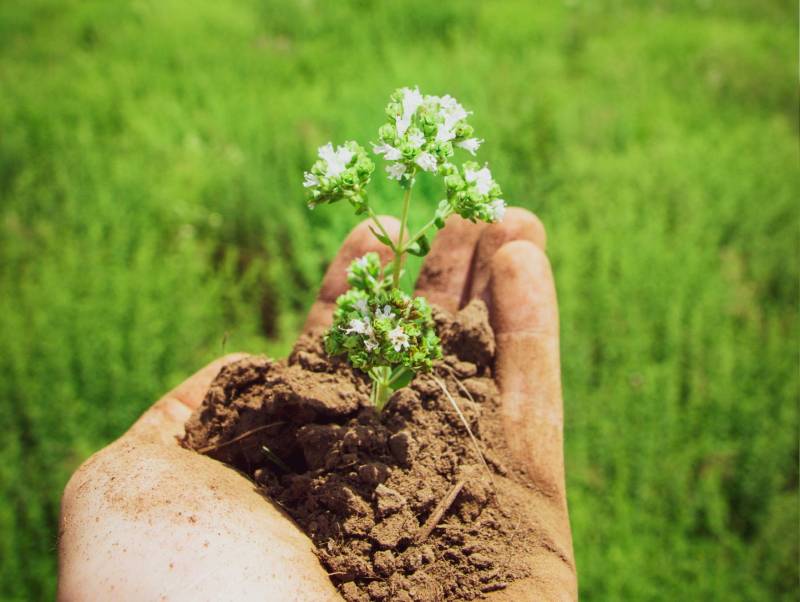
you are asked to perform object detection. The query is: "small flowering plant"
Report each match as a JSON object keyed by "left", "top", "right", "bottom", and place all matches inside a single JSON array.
[{"left": 303, "top": 87, "right": 506, "bottom": 411}]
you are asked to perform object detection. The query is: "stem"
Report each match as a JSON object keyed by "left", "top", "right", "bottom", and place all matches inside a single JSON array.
[
  {"left": 402, "top": 208, "right": 451, "bottom": 252},
  {"left": 392, "top": 185, "right": 412, "bottom": 289},
  {"left": 370, "top": 366, "right": 392, "bottom": 412},
  {"left": 374, "top": 379, "right": 392, "bottom": 411}
]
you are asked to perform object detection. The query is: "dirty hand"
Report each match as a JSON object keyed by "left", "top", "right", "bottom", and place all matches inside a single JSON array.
[{"left": 58, "top": 209, "right": 576, "bottom": 601}]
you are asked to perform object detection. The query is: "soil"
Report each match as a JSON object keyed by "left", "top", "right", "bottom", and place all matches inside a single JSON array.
[{"left": 182, "top": 300, "right": 539, "bottom": 601}]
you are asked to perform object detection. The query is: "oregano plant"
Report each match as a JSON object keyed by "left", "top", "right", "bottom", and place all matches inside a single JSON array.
[{"left": 303, "top": 87, "right": 506, "bottom": 412}]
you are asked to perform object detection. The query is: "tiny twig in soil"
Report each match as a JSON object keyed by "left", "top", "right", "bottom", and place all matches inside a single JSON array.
[
  {"left": 415, "top": 479, "right": 466, "bottom": 543},
  {"left": 196, "top": 422, "right": 285, "bottom": 454}
]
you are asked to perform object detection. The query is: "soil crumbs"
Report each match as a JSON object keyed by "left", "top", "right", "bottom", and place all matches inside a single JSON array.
[{"left": 183, "top": 300, "right": 538, "bottom": 601}]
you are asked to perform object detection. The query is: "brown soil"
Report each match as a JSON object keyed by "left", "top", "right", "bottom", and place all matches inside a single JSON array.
[{"left": 182, "top": 300, "right": 538, "bottom": 601}]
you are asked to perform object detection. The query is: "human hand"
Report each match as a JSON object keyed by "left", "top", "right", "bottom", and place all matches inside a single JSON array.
[{"left": 58, "top": 208, "right": 576, "bottom": 601}]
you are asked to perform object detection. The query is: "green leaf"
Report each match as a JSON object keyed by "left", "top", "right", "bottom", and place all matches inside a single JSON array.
[
  {"left": 389, "top": 367, "right": 414, "bottom": 390},
  {"left": 368, "top": 226, "right": 394, "bottom": 248},
  {"left": 406, "top": 234, "right": 430, "bottom": 257}
]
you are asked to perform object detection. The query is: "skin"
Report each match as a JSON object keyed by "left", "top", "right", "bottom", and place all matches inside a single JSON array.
[{"left": 58, "top": 208, "right": 577, "bottom": 601}]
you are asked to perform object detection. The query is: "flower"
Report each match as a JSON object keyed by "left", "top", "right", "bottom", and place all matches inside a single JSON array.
[
  {"left": 487, "top": 199, "right": 506, "bottom": 223},
  {"left": 318, "top": 143, "right": 354, "bottom": 178},
  {"left": 386, "top": 163, "right": 407, "bottom": 180},
  {"left": 438, "top": 94, "right": 469, "bottom": 125},
  {"left": 435, "top": 95, "right": 469, "bottom": 143},
  {"left": 415, "top": 152, "right": 438, "bottom": 172},
  {"left": 347, "top": 256, "right": 370, "bottom": 278},
  {"left": 326, "top": 285, "right": 442, "bottom": 374},
  {"left": 388, "top": 325, "right": 410, "bottom": 352},
  {"left": 443, "top": 161, "right": 505, "bottom": 224},
  {"left": 303, "top": 141, "right": 374, "bottom": 210},
  {"left": 345, "top": 253, "right": 389, "bottom": 296},
  {"left": 375, "top": 88, "right": 482, "bottom": 185},
  {"left": 435, "top": 125, "right": 456, "bottom": 144},
  {"left": 353, "top": 297, "right": 369, "bottom": 314},
  {"left": 372, "top": 142, "right": 402, "bottom": 161},
  {"left": 344, "top": 317, "right": 372, "bottom": 336},
  {"left": 396, "top": 86, "right": 424, "bottom": 136},
  {"left": 457, "top": 138, "right": 482, "bottom": 155},
  {"left": 407, "top": 129, "right": 425, "bottom": 149},
  {"left": 375, "top": 305, "right": 395, "bottom": 319},
  {"left": 464, "top": 164, "right": 494, "bottom": 195}
]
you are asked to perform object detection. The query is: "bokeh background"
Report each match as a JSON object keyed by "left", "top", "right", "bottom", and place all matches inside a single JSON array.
[{"left": 1, "top": 0, "right": 797, "bottom": 599}]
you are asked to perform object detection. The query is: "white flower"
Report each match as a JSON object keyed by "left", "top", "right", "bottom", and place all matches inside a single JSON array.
[
  {"left": 318, "top": 143, "right": 354, "bottom": 178},
  {"left": 432, "top": 95, "right": 471, "bottom": 144},
  {"left": 415, "top": 152, "right": 438, "bottom": 172},
  {"left": 487, "top": 199, "right": 506, "bottom": 223},
  {"left": 465, "top": 165, "right": 494, "bottom": 196},
  {"left": 372, "top": 142, "right": 402, "bottom": 161},
  {"left": 303, "top": 172, "right": 319, "bottom": 188},
  {"left": 396, "top": 86, "right": 424, "bottom": 136},
  {"left": 364, "top": 338, "right": 379, "bottom": 352},
  {"left": 388, "top": 325, "right": 410, "bottom": 352},
  {"left": 347, "top": 256, "right": 370, "bottom": 279},
  {"left": 438, "top": 95, "right": 469, "bottom": 126},
  {"left": 344, "top": 317, "right": 372, "bottom": 336},
  {"left": 457, "top": 138, "right": 483, "bottom": 155},
  {"left": 438, "top": 95, "right": 468, "bottom": 119},
  {"left": 386, "top": 163, "right": 407, "bottom": 180},
  {"left": 435, "top": 124, "right": 456, "bottom": 144},
  {"left": 375, "top": 305, "right": 395, "bottom": 320},
  {"left": 407, "top": 130, "right": 425, "bottom": 149},
  {"left": 353, "top": 298, "right": 369, "bottom": 314}
]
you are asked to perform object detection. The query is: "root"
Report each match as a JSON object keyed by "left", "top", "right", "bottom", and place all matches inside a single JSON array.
[
  {"left": 431, "top": 375, "right": 495, "bottom": 488},
  {"left": 438, "top": 364, "right": 479, "bottom": 412},
  {"left": 196, "top": 422, "right": 285, "bottom": 454}
]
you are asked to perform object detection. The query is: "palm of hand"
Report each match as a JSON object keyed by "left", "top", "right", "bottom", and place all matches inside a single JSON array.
[{"left": 58, "top": 210, "right": 576, "bottom": 601}]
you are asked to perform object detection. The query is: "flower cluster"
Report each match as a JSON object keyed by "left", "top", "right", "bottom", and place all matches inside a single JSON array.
[
  {"left": 304, "top": 141, "right": 374, "bottom": 212},
  {"left": 443, "top": 161, "right": 506, "bottom": 223},
  {"left": 326, "top": 255, "right": 442, "bottom": 374},
  {"left": 373, "top": 87, "right": 483, "bottom": 183},
  {"left": 345, "top": 251, "right": 391, "bottom": 296}
]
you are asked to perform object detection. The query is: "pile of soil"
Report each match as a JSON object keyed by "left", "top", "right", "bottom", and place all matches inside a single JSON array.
[{"left": 183, "top": 300, "right": 538, "bottom": 601}]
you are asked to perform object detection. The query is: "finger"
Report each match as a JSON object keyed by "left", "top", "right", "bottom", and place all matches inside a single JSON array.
[
  {"left": 128, "top": 353, "right": 249, "bottom": 444},
  {"left": 414, "top": 214, "right": 487, "bottom": 312},
  {"left": 468, "top": 207, "right": 546, "bottom": 301},
  {"left": 303, "top": 216, "right": 400, "bottom": 333},
  {"left": 488, "top": 240, "right": 564, "bottom": 501}
]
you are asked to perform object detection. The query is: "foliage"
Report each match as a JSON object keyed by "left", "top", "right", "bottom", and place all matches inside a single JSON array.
[{"left": 0, "top": 0, "right": 796, "bottom": 599}]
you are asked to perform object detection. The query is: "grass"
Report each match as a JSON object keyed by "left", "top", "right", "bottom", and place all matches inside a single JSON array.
[{"left": 0, "top": 0, "right": 797, "bottom": 599}]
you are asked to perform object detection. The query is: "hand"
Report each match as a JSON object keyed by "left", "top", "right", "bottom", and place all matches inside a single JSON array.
[{"left": 58, "top": 209, "right": 576, "bottom": 601}]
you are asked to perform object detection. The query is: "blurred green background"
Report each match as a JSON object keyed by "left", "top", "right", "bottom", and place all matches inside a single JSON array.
[{"left": 1, "top": 0, "right": 797, "bottom": 599}]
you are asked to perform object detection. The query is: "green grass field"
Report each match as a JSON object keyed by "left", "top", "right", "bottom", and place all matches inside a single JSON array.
[{"left": 1, "top": 0, "right": 797, "bottom": 599}]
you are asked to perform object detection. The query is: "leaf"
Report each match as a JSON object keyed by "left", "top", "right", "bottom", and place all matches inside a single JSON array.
[
  {"left": 368, "top": 226, "right": 393, "bottom": 247},
  {"left": 406, "top": 234, "right": 430, "bottom": 257},
  {"left": 389, "top": 367, "right": 414, "bottom": 390}
]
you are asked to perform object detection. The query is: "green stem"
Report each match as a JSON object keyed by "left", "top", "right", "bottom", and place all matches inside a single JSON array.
[
  {"left": 374, "top": 379, "right": 391, "bottom": 412},
  {"left": 391, "top": 185, "right": 412, "bottom": 289},
  {"left": 402, "top": 208, "right": 451, "bottom": 251},
  {"left": 370, "top": 366, "right": 392, "bottom": 412}
]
